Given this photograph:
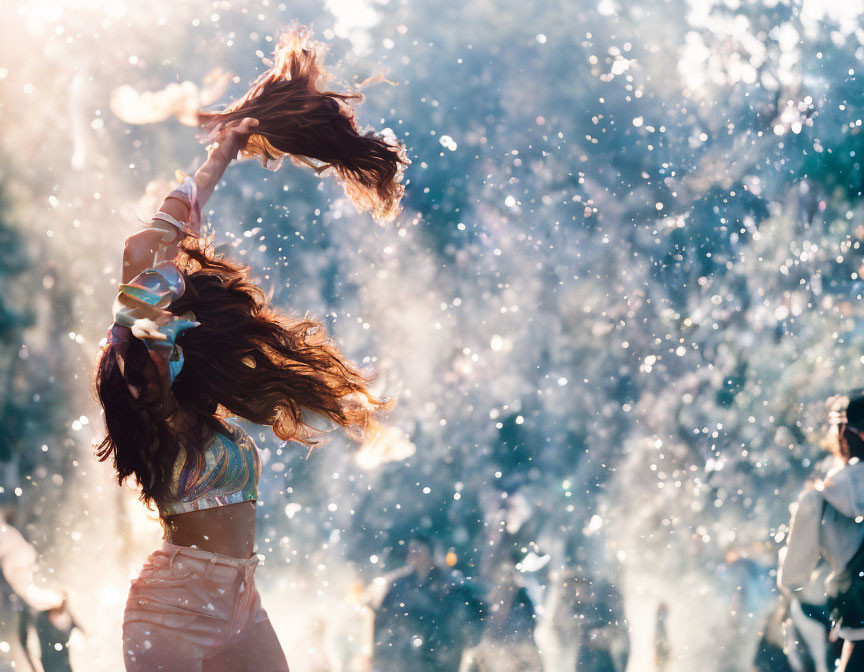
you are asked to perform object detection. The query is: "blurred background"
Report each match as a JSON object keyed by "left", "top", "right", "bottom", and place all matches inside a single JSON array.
[{"left": 1, "top": 0, "right": 863, "bottom": 670}]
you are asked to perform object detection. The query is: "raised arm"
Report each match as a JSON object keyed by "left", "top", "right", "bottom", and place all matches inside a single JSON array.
[
  {"left": 112, "top": 119, "right": 258, "bottom": 417},
  {"left": 121, "top": 118, "right": 259, "bottom": 283}
]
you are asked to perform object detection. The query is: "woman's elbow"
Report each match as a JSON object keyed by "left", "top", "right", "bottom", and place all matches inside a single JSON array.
[
  {"left": 777, "top": 571, "right": 805, "bottom": 594},
  {"left": 122, "top": 230, "right": 160, "bottom": 277},
  {"left": 777, "top": 551, "right": 814, "bottom": 594}
]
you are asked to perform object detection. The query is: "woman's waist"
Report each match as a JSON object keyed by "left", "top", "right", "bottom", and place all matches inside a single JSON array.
[{"left": 162, "top": 501, "right": 256, "bottom": 559}]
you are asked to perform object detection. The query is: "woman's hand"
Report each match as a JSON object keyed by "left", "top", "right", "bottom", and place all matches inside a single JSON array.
[
  {"left": 193, "top": 117, "right": 259, "bottom": 210},
  {"left": 216, "top": 117, "right": 259, "bottom": 161}
]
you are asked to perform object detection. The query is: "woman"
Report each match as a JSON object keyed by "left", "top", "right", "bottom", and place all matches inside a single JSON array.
[
  {"left": 93, "top": 28, "right": 407, "bottom": 671},
  {"left": 778, "top": 392, "right": 864, "bottom": 672}
]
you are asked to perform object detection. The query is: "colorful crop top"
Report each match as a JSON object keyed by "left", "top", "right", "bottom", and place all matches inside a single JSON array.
[{"left": 158, "top": 421, "right": 262, "bottom": 517}]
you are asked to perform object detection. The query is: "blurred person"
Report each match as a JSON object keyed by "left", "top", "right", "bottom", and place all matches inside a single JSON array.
[
  {"left": 93, "top": 26, "right": 407, "bottom": 672},
  {"left": 537, "top": 570, "right": 629, "bottom": 672},
  {"left": 570, "top": 576, "right": 629, "bottom": 672},
  {"left": 784, "top": 595, "right": 842, "bottom": 672},
  {"left": 0, "top": 503, "right": 74, "bottom": 671},
  {"left": 464, "top": 559, "right": 541, "bottom": 672},
  {"left": 372, "top": 534, "right": 484, "bottom": 672},
  {"left": 716, "top": 543, "right": 777, "bottom": 672},
  {"left": 752, "top": 597, "right": 793, "bottom": 672},
  {"left": 18, "top": 598, "right": 79, "bottom": 672},
  {"left": 778, "top": 392, "right": 864, "bottom": 672},
  {"left": 536, "top": 565, "right": 629, "bottom": 670}
]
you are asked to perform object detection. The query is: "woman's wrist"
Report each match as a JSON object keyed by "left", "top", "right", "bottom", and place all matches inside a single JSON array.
[
  {"left": 192, "top": 119, "right": 257, "bottom": 211},
  {"left": 205, "top": 140, "right": 235, "bottom": 169}
]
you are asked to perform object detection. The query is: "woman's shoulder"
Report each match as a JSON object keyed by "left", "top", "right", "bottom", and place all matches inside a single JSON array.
[
  {"left": 797, "top": 485, "right": 824, "bottom": 504},
  {"left": 221, "top": 418, "right": 258, "bottom": 447},
  {"left": 192, "top": 417, "right": 260, "bottom": 455}
]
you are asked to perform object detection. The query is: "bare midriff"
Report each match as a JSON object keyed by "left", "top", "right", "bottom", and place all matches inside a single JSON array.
[{"left": 162, "top": 500, "right": 257, "bottom": 559}]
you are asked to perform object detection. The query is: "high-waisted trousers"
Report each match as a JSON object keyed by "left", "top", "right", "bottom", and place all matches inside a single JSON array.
[{"left": 122, "top": 541, "right": 290, "bottom": 671}]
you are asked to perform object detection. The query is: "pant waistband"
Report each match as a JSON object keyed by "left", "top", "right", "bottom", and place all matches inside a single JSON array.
[
  {"left": 160, "top": 540, "right": 259, "bottom": 570},
  {"left": 159, "top": 541, "right": 259, "bottom": 587}
]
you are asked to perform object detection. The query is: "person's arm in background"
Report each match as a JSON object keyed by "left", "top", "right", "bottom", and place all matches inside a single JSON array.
[
  {"left": 778, "top": 487, "right": 824, "bottom": 593},
  {"left": 121, "top": 117, "right": 259, "bottom": 283}
]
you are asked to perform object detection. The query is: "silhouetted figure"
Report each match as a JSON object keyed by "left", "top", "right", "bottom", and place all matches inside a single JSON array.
[
  {"left": 372, "top": 534, "right": 483, "bottom": 671},
  {"left": 466, "top": 560, "right": 542, "bottom": 672},
  {"left": 18, "top": 602, "right": 77, "bottom": 672},
  {"left": 0, "top": 506, "right": 74, "bottom": 672},
  {"left": 571, "top": 577, "right": 628, "bottom": 672},
  {"left": 753, "top": 599, "right": 793, "bottom": 672}
]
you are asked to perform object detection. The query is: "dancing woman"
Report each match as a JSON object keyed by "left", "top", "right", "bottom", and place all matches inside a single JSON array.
[{"left": 93, "top": 28, "right": 406, "bottom": 671}]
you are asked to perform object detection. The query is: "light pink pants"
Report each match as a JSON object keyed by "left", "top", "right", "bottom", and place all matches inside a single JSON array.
[{"left": 122, "top": 542, "right": 289, "bottom": 672}]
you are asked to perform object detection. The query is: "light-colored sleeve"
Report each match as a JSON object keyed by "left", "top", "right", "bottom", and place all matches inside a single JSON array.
[
  {"left": 778, "top": 488, "right": 824, "bottom": 593},
  {"left": 0, "top": 523, "right": 64, "bottom": 611}
]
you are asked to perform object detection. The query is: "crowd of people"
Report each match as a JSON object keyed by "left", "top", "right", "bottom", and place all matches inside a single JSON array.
[
  {"left": 7, "top": 393, "right": 864, "bottom": 671},
  {"left": 351, "top": 386, "right": 864, "bottom": 672}
]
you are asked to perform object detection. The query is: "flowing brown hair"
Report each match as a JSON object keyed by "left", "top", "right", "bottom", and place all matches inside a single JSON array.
[
  {"left": 94, "top": 238, "right": 387, "bottom": 505},
  {"left": 199, "top": 26, "right": 409, "bottom": 224}
]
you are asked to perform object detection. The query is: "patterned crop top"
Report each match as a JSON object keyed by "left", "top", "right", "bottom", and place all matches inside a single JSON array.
[{"left": 158, "top": 421, "right": 262, "bottom": 517}]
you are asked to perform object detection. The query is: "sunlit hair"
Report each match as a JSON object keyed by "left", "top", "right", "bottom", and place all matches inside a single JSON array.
[
  {"left": 198, "top": 25, "right": 409, "bottom": 224},
  {"left": 827, "top": 392, "right": 864, "bottom": 462},
  {"left": 94, "top": 237, "right": 387, "bottom": 505}
]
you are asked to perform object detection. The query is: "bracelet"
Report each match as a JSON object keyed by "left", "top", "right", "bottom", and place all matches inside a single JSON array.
[
  {"left": 149, "top": 210, "right": 198, "bottom": 241},
  {"left": 143, "top": 176, "right": 202, "bottom": 241}
]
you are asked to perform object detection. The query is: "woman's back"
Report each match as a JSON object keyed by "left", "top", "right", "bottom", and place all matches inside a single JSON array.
[
  {"left": 820, "top": 462, "right": 864, "bottom": 582},
  {"left": 163, "top": 500, "right": 257, "bottom": 558},
  {"left": 161, "top": 418, "right": 260, "bottom": 558},
  {"left": 779, "top": 461, "right": 864, "bottom": 594}
]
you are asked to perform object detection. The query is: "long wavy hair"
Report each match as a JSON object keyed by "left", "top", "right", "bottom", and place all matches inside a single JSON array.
[
  {"left": 94, "top": 238, "right": 387, "bottom": 505},
  {"left": 199, "top": 25, "right": 409, "bottom": 224}
]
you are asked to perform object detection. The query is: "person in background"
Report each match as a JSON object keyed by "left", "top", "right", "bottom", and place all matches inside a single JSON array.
[
  {"left": 778, "top": 392, "right": 864, "bottom": 672},
  {"left": 371, "top": 534, "right": 483, "bottom": 672},
  {"left": 0, "top": 502, "right": 75, "bottom": 671},
  {"left": 716, "top": 542, "right": 777, "bottom": 672},
  {"left": 570, "top": 575, "right": 629, "bottom": 672},
  {"left": 18, "top": 598, "right": 78, "bottom": 672},
  {"left": 465, "top": 558, "right": 541, "bottom": 672},
  {"left": 752, "top": 597, "right": 793, "bottom": 672}
]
